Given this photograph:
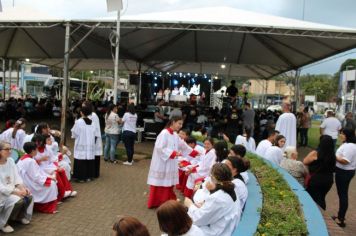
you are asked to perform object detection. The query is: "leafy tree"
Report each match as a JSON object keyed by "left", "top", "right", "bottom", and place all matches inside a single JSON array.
[
  {"left": 339, "top": 59, "right": 356, "bottom": 72},
  {"left": 299, "top": 74, "right": 338, "bottom": 102}
]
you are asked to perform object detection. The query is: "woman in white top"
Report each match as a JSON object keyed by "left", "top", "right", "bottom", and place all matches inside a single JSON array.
[
  {"left": 120, "top": 103, "right": 138, "bottom": 166},
  {"left": 184, "top": 163, "right": 241, "bottom": 236},
  {"left": 0, "top": 141, "right": 33, "bottom": 234},
  {"left": 264, "top": 135, "right": 286, "bottom": 165},
  {"left": 235, "top": 126, "right": 256, "bottom": 153},
  {"left": 103, "top": 104, "right": 120, "bottom": 163},
  {"left": 333, "top": 128, "right": 356, "bottom": 227},
  {"left": 157, "top": 200, "right": 204, "bottom": 236},
  {"left": 0, "top": 118, "right": 27, "bottom": 151}
]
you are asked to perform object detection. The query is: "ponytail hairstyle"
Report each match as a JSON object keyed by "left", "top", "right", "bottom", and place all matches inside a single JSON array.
[
  {"left": 165, "top": 116, "right": 183, "bottom": 128},
  {"left": 106, "top": 104, "right": 116, "bottom": 118},
  {"left": 226, "top": 156, "right": 250, "bottom": 181},
  {"left": 12, "top": 118, "right": 26, "bottom": 139},
  {"left": 244, "top": 126, "right": 252, "bottom": 142},
  {"left": 127, "top": 103, "right": 136, "bottom": 115},
  {"left": 35, "top": 122, "right": 49, "bottom": 135},
  {"left": 214, "top": 141, "right": 228, "bottom": 162},
  {"left": 210, "top": 163, "right": 236, "bottom": 202}
]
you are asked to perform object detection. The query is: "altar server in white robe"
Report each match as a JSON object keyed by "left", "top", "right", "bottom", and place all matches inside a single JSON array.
[
  {"left": 193, "top": 156, "right": 249, "bottom": 209},
  {"left": 32, "top": 134, "right": 58, "bottom": 175},
  {"left": 58, "top": 146, "right": 72, "bottom": 180},
  {"left": 255, "top": 129, "right": 278, "bottom": 158},
  {"left": 184, "top": 163, "right": 241, "bottom": 236},
  {"left": 147, "top": 116, "right": 199, "bottom": 209},
  {"left": 275, "top": 101, "right": 297, "bottom": 149},
  {"left": 71, "top": 105, "right": 97, "bottom": 182},
  {"left": 17, "top": 142, "right": 58, "bottom": 214},
  {"left": 264, "top": 135, "right": 286, "bottom": 165},
  {"left": 0, "top": 118, "right": 27, "bottom": 151},
  {"left": 177, "top": 136, "right": 204, "bottom": 193},
  {"left": 228, "top": 145, "right": 249, "bottom": 184},
  {"left": 35, "top": 122, "right": 60, "bottom": 154},
  {"left": 83, "top": 101, "right": 103, "bottom": 178},
  {"left": 184, "top": 138, "right": 216, "bottom": 198},
  {"left": 0, "top": 141, "right": 33, "bottom": 233}
]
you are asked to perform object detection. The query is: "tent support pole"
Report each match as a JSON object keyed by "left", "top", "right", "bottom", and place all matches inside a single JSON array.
[
  {"left": 294, "top": 69, "right": 301, "bottom": 112},
  {"left": 2, "top": 59, "right": 6, "bottom": 99},
  {"left": 113, "top": 10, "right": 121, "bottom": 105},
  {"left": 60, "top": 22, "right": 71, "bottom": 146},
  {"left": 138, "top": 63, "right": 142, "bottom": 104},
  {"left": 8, "top": 59, "right": 12, "bottom": 98}
]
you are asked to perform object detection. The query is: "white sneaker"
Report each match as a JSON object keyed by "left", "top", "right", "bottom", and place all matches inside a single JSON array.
[
  {"left": 64, "top": 191, "right": 71, "bottom": 198},
  {"left": 1, "top": 225, "right": 14, "bottom": 233},
  {"left": 123, "top": 161, "right": 133, "bottom": 166},
  {"left": 21, "top": 218, "right": 30, "bottom": 225},
  {"left": 70, "top": 191, "right": 77, "bottom": 197}
]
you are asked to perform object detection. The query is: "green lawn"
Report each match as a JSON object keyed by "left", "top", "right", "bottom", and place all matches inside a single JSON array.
[{"left": 305, "top": 120, "right": 340, "bottom": 149}]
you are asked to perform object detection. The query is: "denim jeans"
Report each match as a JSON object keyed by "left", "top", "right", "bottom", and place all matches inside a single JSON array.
[{"left": 104, "top": 133, "right": 119, "bottom": 161}]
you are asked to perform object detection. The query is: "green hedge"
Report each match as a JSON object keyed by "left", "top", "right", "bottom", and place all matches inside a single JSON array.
[{"left": 247, "top": 154, "right": 308, "bottom": 236}]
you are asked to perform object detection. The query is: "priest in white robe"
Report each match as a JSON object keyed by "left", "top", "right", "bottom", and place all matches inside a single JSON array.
[
  {"left": 275, "top": 102, "right": 297, "bottom": 148},
  {"left": 147, "top": 117, "right": 199, "bottom": 208}
]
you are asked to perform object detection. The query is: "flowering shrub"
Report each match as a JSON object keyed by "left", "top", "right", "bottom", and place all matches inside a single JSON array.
[{"left": 247, "top": 154, "right": 308, "bottom": 236}]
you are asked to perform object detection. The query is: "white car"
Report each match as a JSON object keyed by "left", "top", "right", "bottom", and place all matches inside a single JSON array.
[{"left": 267, "top": 105, "right": 282, "bottom": 112}]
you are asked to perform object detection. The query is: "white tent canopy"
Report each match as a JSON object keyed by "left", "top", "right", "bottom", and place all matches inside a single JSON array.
[{"left": 1, "top": 6, "right": 356, "bottom": 78}]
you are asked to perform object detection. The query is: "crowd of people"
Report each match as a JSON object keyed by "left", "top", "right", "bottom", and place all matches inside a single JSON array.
[{"left": 1, "top": 94, "right": 356, "bottom": 234}]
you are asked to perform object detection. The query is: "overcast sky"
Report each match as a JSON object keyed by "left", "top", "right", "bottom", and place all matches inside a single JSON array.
[{"left": 2, "top": 0, "right": 356, "bottom": 75}]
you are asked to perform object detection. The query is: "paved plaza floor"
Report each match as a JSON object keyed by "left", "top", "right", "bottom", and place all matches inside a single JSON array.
[{"left": 2, "top": 118, "right": 355, "bottom": 236}]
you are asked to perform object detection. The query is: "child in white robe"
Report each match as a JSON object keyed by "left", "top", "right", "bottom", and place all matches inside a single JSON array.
[
  {"left": 264, "top": 135, "right": 286, "bottom": 165},
  {"left": 33, "top": 135, "right": 76, "bottom": 201},
  {"left": 235, "top": 127, "right": 256, "bottom": 153},
  {"left": 255, "top": 129, "right": 278, "bottom": 158},
  {"left": 229, "top": 145, "right": 249, "bottom": 184},
  {"left": 0, "top": 118, "right": 27, "bottom": 151},
  {"left": 184, "top": 138, "right": 216, "bottom": 198},
  {"left": 59, "top": 146, "right": 72, "bottom": 180},
  {"left": 184, "top": 163, "right": 241, "bottom": 236},
  {"left": 84, "top": 101, "right": 103, "bottom": 179},
  {"left": 17, "top": 142, "right": 58, "bottom": 214},
  {"left": 71, "top": 105, "right": 97, "bottom": 182},
  {"left": 0, "top": 141, "right": 33, "bottom": 233},
  {"left": 147, "top": 117, "right": 199, "bottom": 208},
  {"left": 177, "top": 136, "right": 204, "bottom": 193}
]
